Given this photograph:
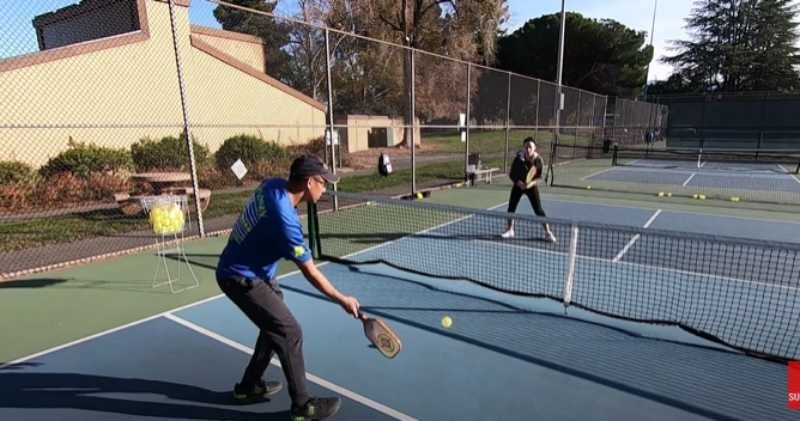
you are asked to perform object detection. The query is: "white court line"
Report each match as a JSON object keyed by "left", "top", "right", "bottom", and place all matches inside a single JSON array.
[
  {"left": 778, "top": 164, "right": 800, "bottom": 184},
  {"left": 612, "top": 209, "right": 662, "bottom": 262},
  {"left": 163, "top": 313, "right": 418, "bottom": 421},
  {"left": 682, "top": 173, "right": 696, "bottom": 187},
  {"left": 581, "top": 167, "right": 616, "bottom": 180},
  {"left": 543, "top": 196, "right": 800, "bottom": 226},
  {"left": 1, "top": 199, "right": 511, "bottom": 370},
  {"left": 0, "top": 265, "right": 332, "bottom": 369},
  {"left": 476, "top": 238, "right": 799, "bottom": 292},
  {"left": 610, "top": 165, "right": 787, "bottom": 179},
  {"left": 0, "top": 293, "right": 224, "bottom": 369}
]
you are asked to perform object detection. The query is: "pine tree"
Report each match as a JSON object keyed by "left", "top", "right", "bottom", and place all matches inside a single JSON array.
[
  {"left": 746, "top": 0, "right": 800, "bottom": 91},
  {"left": 663, "top": 0, "right": 800, "bottom": 92}
]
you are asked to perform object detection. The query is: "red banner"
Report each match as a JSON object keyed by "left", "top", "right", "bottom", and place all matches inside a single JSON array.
[{"left": 789, "top": 361, "right": 800, "bottom": 410}]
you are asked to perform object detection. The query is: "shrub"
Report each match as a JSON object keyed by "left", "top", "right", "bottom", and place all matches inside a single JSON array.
[
  {"left": 35, "top": 173, "right": 87, "bottom": 204},
  {"left": 39, "top": 138, "right": 132, "bottom": 179},
  {"left": 215, "top": 134, "right": 288, "bottom": 176},
  {"left": 131, "top": 133, "right": 209, "bottom": 172},
  {"left": 0, "top": 161, "right": 34, "bottom": 185},
  {"left": 0, "top": 182, "right": 33, "bottom": 210}
]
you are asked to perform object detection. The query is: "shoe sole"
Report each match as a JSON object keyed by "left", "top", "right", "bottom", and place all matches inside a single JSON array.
[{"left": 290, "top": 399, "right": 341, "bottom": 420}]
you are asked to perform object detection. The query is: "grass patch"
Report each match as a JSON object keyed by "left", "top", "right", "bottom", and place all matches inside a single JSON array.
[{"left": 1, "top": 159, "right": 495, "bottom": 253}]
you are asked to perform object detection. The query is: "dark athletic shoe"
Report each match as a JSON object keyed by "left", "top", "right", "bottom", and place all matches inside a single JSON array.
[
  {"left": 290, "top": 396, "right": 342, "bottom": 420},
  {"left": 232, "top": 379, "right": 283, "bottom": 402}
]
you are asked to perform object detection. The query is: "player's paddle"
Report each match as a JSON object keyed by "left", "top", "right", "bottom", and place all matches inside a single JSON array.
[{"left": 358, "top": 311, "right": 402, "bottom": 359}]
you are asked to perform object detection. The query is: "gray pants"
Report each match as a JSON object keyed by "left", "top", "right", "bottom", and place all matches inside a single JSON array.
[{"left": 217, "top": 276, "right": 310, "bottom": 406}]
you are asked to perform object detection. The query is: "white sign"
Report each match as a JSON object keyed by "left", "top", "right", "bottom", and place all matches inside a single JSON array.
[
  {"left": 230, "top": 158, "right": 248, "bottom": 180},
  {"left": 325, "top": 129, "right": 340, "bottom": 145},
  {"left": 459, "top": 112, "right": 466, "bottom": 128}
]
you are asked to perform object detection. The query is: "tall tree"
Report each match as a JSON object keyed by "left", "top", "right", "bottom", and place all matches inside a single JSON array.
[
  {"left": 747, "top": 0, "right": 800, "bottom": 91},
  {"left": 213, "top": 0, "right": 293, "bottom": 83},
  {"left": 284, "top": 0, "right": 329, "bottom": 100},
  {"left": 325, "top": 0, "right": 509, "bottom": 145},
  {"left": 663, "top": 0, "right": 800, "bottom": 92},
  {"left": 495, "top": 12, "right": 652, "bottom": 98}
]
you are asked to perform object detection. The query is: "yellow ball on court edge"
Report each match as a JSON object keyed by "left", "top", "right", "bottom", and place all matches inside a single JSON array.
[
  {"left": 441, "top": 316, "right": 453, "bottom": 328},
  {"left": 416, "top": 192, "right": 424, "bottom": 199},
  {"left": 657, "top": 192, "right": 664, "bottom": 197},
  {"left": 586, "top": 185, "right": 592, "bottom": 189}
]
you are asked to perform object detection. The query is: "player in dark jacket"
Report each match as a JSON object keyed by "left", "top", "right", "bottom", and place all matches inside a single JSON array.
[{"left": 501, "top": 137, "right": 557, "bottom": 243}]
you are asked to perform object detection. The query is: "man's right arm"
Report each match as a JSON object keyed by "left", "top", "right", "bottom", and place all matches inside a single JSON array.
[
  {"left": 274, "top": 205, "right": 360, "bottom": 317},
  {"left": 297, "top": 259, "right": 360, "bottom": 317}
]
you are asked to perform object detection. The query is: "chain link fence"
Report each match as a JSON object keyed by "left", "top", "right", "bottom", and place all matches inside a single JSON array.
[
  {"left": 1, "top": 0, "right": 662, "bottom": 279},
  {"left": 652, "top": 92, "right": 800, "bottom": 151}
]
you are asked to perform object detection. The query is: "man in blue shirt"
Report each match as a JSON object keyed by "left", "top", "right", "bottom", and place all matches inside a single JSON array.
[{"left": 216, "top": 154, "right": 360, "bottom": 420}]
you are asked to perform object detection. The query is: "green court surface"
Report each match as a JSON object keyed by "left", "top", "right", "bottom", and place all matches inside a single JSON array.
[
  {"left": 0, "top": 187, "right": 511, "bottom": 364},
  {"left": 2, "top": 184, "right": 799, "bottom": 364}
]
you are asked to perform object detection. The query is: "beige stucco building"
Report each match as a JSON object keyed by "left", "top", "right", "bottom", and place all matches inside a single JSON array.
[{"left": 0, "top": 0, "right": 327, "bottom": 168}]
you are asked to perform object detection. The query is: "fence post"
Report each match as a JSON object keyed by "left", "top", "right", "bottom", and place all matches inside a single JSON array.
[
  {"left": 167, "top": 0, "right": 204, "bottom": 237},
  {"left": 534, "top": 79, "right": 540, "bottom": 144},
  {"left": 504, "top": 71, "right": 512, "bottom": 173},
  {"left": 324, "top": 28, "right": 338, "bottom": 211},
  {"left": 410, "top": 47, "right": 417, "bottom": 195},
  {"left": 464, "top": 63, "right": 471, "bottom": 180}
]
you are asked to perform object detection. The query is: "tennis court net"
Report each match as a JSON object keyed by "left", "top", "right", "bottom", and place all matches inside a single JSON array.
[
  {"left": 308, "top": 191, "right": 800, "bottom": 363},
  {"left": 612, "top": 145, "right": 800, "bottom": 174}
]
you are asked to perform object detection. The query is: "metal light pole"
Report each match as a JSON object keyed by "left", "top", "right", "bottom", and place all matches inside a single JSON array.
[
  {"left": 549, "top": 0, "right": 566, "bottom": 185},
  {"left": 642, "top": 0, "right": 658, "bottom": 101}
]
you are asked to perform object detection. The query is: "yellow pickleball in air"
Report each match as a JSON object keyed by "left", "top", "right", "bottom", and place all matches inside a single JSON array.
[{"left": 441, "top": 316, "right": 453, "bottom": 328}]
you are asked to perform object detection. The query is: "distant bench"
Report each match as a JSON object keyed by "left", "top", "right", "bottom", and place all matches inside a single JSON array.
[{"left": 468, "top": 167, "right": 500, "bottom": 185}]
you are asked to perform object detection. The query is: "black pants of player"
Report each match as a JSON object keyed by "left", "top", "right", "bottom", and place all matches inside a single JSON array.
[
  {"left": 217, "top": 276, "right": 310, "bottom": 406},
  {"left": 507, "top": 185, "right": 546, "bottom": 217}
]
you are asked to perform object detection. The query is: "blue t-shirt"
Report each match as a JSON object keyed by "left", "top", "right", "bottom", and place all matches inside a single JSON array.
[{"left": 216, "top": 178, "right": 312, "bottom": 281}]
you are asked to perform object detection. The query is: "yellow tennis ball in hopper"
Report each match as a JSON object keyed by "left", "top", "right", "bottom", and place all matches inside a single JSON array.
[{"left": 441, "top": 316, "right": 453, "bottom": 328}]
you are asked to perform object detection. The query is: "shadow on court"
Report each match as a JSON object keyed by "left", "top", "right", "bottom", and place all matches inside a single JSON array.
[
  {"left": 0, "top": 372, "right": 289, "bottom": 420},
  {"left": 0, "top": 278, "right": 69, "bottom": 289}
]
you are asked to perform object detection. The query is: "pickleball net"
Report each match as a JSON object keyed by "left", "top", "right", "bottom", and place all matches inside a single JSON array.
[{"left": 308, "top": 191, "right": 800, "bottom": 363}]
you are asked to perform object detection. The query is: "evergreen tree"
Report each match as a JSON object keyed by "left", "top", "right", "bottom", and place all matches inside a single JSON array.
[
  {"left": 213, "top": 0, "right": 292, "bottom": 82},
  {"left": 663, "top": 0, "right": 799, "bottom": 92}
]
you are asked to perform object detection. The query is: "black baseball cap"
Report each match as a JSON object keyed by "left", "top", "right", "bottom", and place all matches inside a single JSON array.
[{"left": 289, "top": 153, "right": 340, "bottom": 183}]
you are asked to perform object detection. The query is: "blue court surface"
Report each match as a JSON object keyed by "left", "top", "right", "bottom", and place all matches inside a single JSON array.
[
  {"left": 586, "top": 159, "right": 800, "bottom": 194},
  {"left": 1, "top": 196, "right": 799, "bottom": 420}
]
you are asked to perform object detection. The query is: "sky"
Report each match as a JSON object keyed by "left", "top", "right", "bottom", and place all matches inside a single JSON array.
[{"left": 0, "top": 0, "right": 735, "bottom": 83}]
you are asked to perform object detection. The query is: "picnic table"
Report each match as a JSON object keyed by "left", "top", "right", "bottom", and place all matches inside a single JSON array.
[{"left": 115, "top": 172, "right": 211, "bottom": 216}]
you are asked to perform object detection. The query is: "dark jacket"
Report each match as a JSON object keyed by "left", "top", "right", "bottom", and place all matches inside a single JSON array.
[{"left": 508, "top": 151, "right": 543, "bottom": 185}]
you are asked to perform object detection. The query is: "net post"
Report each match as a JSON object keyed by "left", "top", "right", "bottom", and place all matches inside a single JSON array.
[
  {"left": 563, "top": 224, "right": 579, "bottom": 313},
  {"left": 307, "top": 201, "right": 320, "bottom": 260}
]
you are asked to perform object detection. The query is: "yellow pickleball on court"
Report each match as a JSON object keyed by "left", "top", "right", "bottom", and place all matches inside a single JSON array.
[{"left": 441, "top": 316, "right": 453, "bottom": 328}]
